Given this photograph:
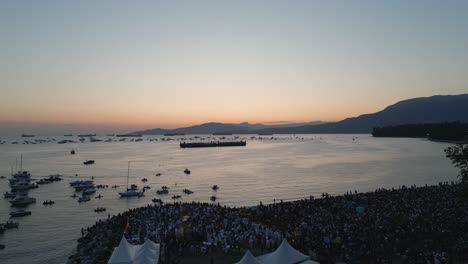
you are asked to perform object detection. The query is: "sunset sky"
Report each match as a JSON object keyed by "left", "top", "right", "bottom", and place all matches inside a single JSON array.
[{"left": 1, "top": 0, "right": 468, "bottom": 134}]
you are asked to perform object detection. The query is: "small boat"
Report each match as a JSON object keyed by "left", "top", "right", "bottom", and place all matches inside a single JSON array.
[
  {"left": 10, "top": 181, "right": 38, "bottom": 191},
  {"left": 94, "top": 207, "right": 106, "bottom": 212},
  {"left": 111, "top": 185, "right": 119, "bottom": 188},
  {"left": 4, "top": 192, "right": 18, "bottom": 198},
  {"left": 0, "top": 244, "right": 5, "bottom": 250},
  {"left": 152, "top": 198, "right": 162, "bottom": 203},
  {"left": 74, "top": 183, "right": 95, "bottom": 191},
  {"left": 212, "top": 185, "right": 219, "bottom": 191},
  {"left": 64, "top": 134, "right": 73, "bottom": 137},
  {"left": 47, "top": 174, "right": 63, "bottom": 181},
  {"left": 78, "top": 196, "right": 91, "bottom": 203},
  {"left": 70, "top": 180, "right": 93, "bottom": 187},
  {"left": 155, "top": 173, "right": 162, "bottom": 176},
  {"left": 184, "top": 168, "right": 191, "bottom": 174},
  {"left": 172, "top": 195, "right": 181, "bottom": 199},
  {"left": 4, "top": 221, "right": 19, "bottom": 229},
  {"left": 43, "top": 200, "right": 55, "bottom": 205},
  {"left": 210, "top": 196, "right": 217, "bottom": 201},
  {"left": 78, "top": 134, "right": 96, "bottom": 137},
  {"left": 82, "top": 188, "right": 96, "bottom": 195},
  {"left": 21, "top": 134, "right": 35, "bottom": 137},
  {"left": 141, "top": 178, "right": 148, "bottom": 182},
  {"left": 37, "top": 179, "right": 50, "bottom": 185},
  {"left": 10, "top": 210, "right": 32, "bottom": 217},
  {"left": 0, "top": 176, "right": 6, "bottom": 179},
  {"left": 183, "top": 189, "right": 193, "bottom": 194},
  {"left": 9, "top": 194, "right": 36, "bottom": 206},
  {"left": 83, "top": 160, "right": 95, "bottom": 165},
  {"left": 58, "top": 140, "right": 76, "bottom": 144},
  {"left": 95, "top": 194, "right": 103, "bottom": 199},
  {"left": 71, "top": 149, "right": 76, "bottom": 155},
  {"left": 120, "top": 189, "right": 143, "bottom": 197},
  {"left": 156, "top": 189, "right": 169, "bottom": 195}
]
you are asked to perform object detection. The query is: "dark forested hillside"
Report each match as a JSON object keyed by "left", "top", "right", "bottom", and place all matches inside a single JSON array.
[{"left": 372, "top": 122, "right": 468, "bottom": 141}]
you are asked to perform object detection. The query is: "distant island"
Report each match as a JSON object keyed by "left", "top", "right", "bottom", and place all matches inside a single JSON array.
[
  {"left": 132, "top": 94, "right": 468, "bottom": 135},
  {"left": 372, "top": 122, "right": 468, "bottom": 142}
]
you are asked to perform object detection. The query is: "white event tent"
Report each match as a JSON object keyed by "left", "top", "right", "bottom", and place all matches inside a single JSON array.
[
  {"left": 235, "top": 250, "right": 263, "bottom": 264},
  {"left": 108, "top": 237, "right": 160, "bottom": 264},
  {"left": 237, "top": 239, "right": 319, "bottom": 264}
]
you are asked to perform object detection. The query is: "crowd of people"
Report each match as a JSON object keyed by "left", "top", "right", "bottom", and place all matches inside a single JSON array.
[
  {"left": 69, "top": 182, "right": 468, "bottom": 264},
  {"left": 241, "top": 182, "right": 468, "bottom": 263}
]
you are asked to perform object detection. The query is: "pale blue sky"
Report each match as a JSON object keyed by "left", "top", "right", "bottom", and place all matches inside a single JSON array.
[{"left": 1, "top": 0, "right": 468, "bottom": 133}]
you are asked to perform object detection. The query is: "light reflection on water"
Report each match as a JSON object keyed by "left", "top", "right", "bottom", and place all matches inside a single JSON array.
[{"left": 0, "top": 134, "right": 458, "bottom": 263}]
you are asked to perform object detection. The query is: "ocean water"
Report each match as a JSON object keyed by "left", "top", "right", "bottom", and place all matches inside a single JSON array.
[{"left": 0, "top": 134, "right": 459, "bottom": 263}]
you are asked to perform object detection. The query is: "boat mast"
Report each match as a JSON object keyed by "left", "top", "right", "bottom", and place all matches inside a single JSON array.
[
  {"left": 127, "top": 161, "right": 130, "bottom": 191},
  {"left": 20, "top": 154, "right": 23, "bottom": 172},
  {"left": 15, "top": 158, "right": 18, "bottom": 173}
]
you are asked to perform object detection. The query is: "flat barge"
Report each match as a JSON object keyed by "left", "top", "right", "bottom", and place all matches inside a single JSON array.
[{"left": 180, "top": 141, "right": 246, "bottom": 148}]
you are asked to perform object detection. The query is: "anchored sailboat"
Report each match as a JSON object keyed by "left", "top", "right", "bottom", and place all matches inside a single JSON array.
[{"left": 118, "top": 162, "right": 143, "bottom": 197}]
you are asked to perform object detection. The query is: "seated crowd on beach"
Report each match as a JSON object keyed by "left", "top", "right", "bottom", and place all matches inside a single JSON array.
[{"left": 70, "top": 182, "right": 468, "bottom": 264}]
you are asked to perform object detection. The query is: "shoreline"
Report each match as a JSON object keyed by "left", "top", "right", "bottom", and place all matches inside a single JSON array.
[
  {"left": 371, "top": 136, "right": 468, "bottom": 144},
  {"left": 428, "top": 139, "right": 468, "bottom": 144},
  {"left": 69, "top": 181, "right": 468, "bottom": 264}
]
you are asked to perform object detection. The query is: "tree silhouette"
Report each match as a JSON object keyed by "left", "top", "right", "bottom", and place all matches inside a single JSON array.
[{"left": 445, "top": 144, "right": 468, "bottom": 183}]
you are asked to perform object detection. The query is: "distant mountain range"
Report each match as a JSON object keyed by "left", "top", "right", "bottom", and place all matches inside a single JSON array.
[
  {"left": 133, "top": 94, "right": 468, "bottom": 135},
  {"left": 134, "top": 121, "right": 328, "bottom": 135}
]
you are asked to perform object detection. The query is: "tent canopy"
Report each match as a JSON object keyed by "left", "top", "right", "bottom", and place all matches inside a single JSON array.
[
  {"left": 300, "top": 260, "right": 320, "bottom": 264},
  {"left": 108, "top": 237, "right": 136, "bottom": 264},
  {"left": 257, "top": 239, "right": 310, "bottom": 264},
  {"left": 235, "top": 250, "right": 262, "bottom": 264},
  {"left": 108, "top": 237, "right": 160, "bottom": 264}
]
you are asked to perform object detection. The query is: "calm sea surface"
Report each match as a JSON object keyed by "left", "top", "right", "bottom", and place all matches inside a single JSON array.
[{"left": 0, "top": 134, "right": 459, "bottom": 263}]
